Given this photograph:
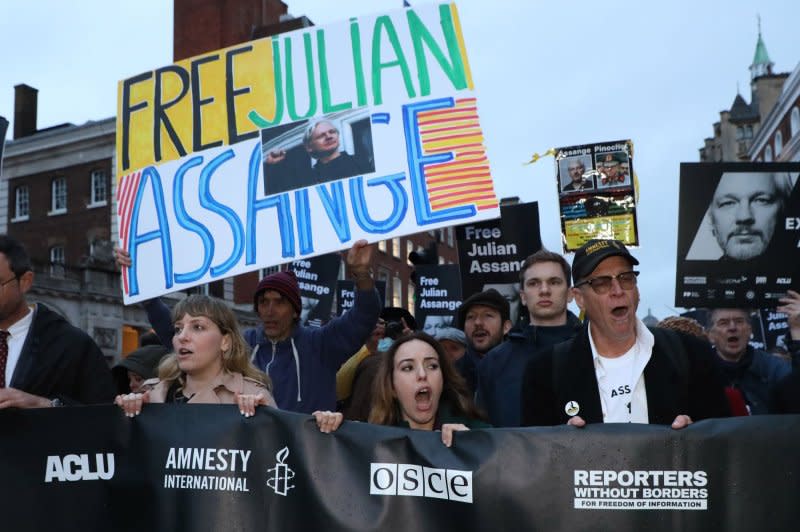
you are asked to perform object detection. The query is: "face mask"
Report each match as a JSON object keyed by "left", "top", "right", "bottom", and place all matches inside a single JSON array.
[{"left": 377, "top": 338, "right": 394, "bottom": 352}]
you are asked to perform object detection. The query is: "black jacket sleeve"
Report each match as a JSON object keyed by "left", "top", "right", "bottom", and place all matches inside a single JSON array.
[
  {"left": 681, "top": 333, "right": 731, "bottom": 421},
  {"left": 520, "top": 348, "right": 559, "bottom": 426}
]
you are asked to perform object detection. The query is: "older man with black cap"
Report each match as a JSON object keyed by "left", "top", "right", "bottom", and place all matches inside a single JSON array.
[
  {"left": 454, "top": 288, "right": 512, "bottom": 396},
  {"left": 520, "top": 239, "right": 729, "bottom": 428}
]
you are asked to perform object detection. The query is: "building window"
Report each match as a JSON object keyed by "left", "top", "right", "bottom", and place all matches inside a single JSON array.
[
  {"left": 406, "top": 240, "right": 414, "bottom": 265},
  {"left": 259, "top": 266, "right": 280, "bottom": 279},
  {"left": 765, "top": 145, "right": 773, "bottom": 162},
  {"left": 90, "top": 170, "right": 107, "bottom": 206},
  {"left": 50, "top": 177, "right": 67, "bottom": 214},
  {"left": 791, "top": 107, "right": 800, "bottom": 138},
  {"left": 447, "top": 227, "right": 455, "bottom": 247},
  {"left": 735, "top": 126, "right": 744, "bottom": 140},
  {"left": 774, "top": 131, "right": 783, "bottom": 156},
  {"left": 407, "top": 282, "right": 415, "bottom": 313},
  {"left": 392, "top": 237, "right": 401, "bottom": 259},
  {"left": 376, "top": 267, "right": 390, "bottom": 302},
  {"left": 50, "top": 246, "right": 65, "bottom": 277},
  {"left": 378, "top": 239, "right": 387, "bottom": 253},
  {"left": 186, "top": 283, "right": 210, "bottom": 296},
  {"left": 392, "top": 276, "right": 402, "bottom": 307},
  {"left": 745, "top": 125, "right": 753, "bottom": 139},
  {"left": 13, "top": 185, "right": 29, "bottom": 221}
]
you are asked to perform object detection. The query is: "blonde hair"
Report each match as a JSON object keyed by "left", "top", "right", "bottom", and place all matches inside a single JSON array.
[
  {"left": 158, "top": 295, "right": 271, "bottom": 390},
  {"left": 368, "top": 332, "right": 483, "bottom": 426}
]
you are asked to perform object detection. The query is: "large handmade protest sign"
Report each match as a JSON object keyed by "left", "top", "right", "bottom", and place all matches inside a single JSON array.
[
  {"left": 555, "top": 140, "right": 638, "bottom": 252},
  {"left": 675, "top": 162, "right": 800, "bottom": 308},
  {"left": 456, "top": 201, "right": 541, "bottom": 325},
  {"left": 1, "top": 406, "right": 798, "bottom": 532},
  {"left": 115, "top": 3, "right": 499, "bottom": 304}
]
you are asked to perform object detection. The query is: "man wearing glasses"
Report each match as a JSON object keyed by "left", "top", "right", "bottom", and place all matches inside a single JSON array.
[
  {"left": 0, "top": 236, "right": 115, "bottom": 409},
  {"left": 520, "top": 239, "right": 729, "bottom": 427}
]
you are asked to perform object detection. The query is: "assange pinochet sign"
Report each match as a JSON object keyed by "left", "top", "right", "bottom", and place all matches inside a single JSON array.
[{"left": 115, "top": 3, "right": 499, "bottom": 303}]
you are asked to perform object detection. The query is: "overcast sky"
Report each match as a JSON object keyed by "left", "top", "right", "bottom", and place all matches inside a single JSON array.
[{"left": 2, "top": 0, "right": 799, "bottom": 319}]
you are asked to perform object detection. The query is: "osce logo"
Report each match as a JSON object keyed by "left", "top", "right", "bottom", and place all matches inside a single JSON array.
[
  {"left": 370, "top": 463, "right": 473, "bottom": 503},
  {"left": 45, "top": 453, "right": 115, "bottom": 482}
]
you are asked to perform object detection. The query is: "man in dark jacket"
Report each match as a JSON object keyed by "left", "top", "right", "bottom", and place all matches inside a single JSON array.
[
  {"left": 521, "top": 239, "right": 729, "bottom": 428},
  {"left": 477, "top": 250, "right": 581, "bottom": 426},
  {"left": 707, "top": 306, "right": 797, "bottom": 414},
  {"left": 0, "top": 236, "right": 115, "bottom": 408},
  {"left": 454, "top": 289, "right": 512, "bottom": 396}
]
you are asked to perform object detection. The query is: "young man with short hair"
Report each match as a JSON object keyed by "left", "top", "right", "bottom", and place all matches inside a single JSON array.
[{"left": 477, "top": 250, "right": 581, "bottom": 426}]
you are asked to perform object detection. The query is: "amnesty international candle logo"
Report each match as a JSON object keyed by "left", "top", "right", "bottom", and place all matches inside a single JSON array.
[
  {"left": 573, "top": 469, "right": 709, "bottom": 511},
  {"left": 267, "top": 447, "right": 295, "bottom": 496}
]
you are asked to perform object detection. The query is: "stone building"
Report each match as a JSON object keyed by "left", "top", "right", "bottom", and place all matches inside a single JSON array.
[{"left": 699, "top": 28, "right": 789, "bottom": 162}]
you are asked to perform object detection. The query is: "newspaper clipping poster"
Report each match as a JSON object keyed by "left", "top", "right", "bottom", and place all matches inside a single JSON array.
[{"left": 555, "top": 140, "right": 638, "bottom": 252}]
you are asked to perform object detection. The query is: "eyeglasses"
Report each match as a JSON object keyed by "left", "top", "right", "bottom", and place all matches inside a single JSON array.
[{"left": 575, "top": 271, "right": 639, "bottom": 294}]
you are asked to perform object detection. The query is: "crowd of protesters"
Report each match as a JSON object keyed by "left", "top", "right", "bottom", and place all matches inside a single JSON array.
[{"left": 2, "top": 234, "right": 799, "bottom": 446}]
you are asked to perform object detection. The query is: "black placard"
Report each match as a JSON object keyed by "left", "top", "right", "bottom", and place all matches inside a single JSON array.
[
  {"left": 289, "top": 253, "right": 341, "bottom": 326},
  {"left": 675, "top": 162, "right": 800, "bottom": 307},
  {"left": 456, "top": 202, "right": 542, "bottom": 325}
]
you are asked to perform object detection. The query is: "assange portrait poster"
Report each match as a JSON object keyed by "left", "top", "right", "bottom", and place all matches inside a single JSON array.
[
  {"left": 675, "top": 162, "right": 800, "bottom": 308},
  {"left": 555, "top": 139, "right": 638, "bottom": 252},
  {"left": 115, "top": 3, "right": 500, "bottom": 304}
]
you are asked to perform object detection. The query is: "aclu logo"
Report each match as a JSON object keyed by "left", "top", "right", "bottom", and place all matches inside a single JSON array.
[
  {"left": 370, "top": 463, "right": 472, "bottom": 503},
  {"left": 45, "top": 453, "right": 115, "bottom": 482}
]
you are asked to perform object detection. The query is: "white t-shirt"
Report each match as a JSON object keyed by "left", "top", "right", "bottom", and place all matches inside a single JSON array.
[{"left": 588, "top": 320, "right": 653, "bottom": 423}]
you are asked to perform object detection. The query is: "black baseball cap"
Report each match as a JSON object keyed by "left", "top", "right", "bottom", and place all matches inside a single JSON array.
[
  {"left": 456, "top": 289, "right": 510, "bottom": 329},
  {"left": 572, "top": 239, "right": 639, "bottom": 284}
]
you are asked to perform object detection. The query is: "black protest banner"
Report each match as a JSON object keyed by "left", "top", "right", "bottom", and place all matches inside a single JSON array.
[
  {"left": 555, "top": 140, "right": 639, "bottom": 252},
  {"left": 289, "top": 253, "right": 340, "bottom": 326},
  {"left": 751, "top": 308, "right": 790, "bottom": 351},
  {"left": 336, "top": 280, "right": 387, "bottom": 316},
  {"left": 414, "top": 264, "right": 462, "bottom": 335},
  {"left": 1, "top": 406, "right": 799, "bottom": 532},
  {"left": 456, "top": 202, "right": 541, "bottom": 325},
  {"left": 675, "top": 162, "right": 800, "bottom": 308}
]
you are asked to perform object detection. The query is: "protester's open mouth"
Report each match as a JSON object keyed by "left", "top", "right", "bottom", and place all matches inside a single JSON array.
[
  {"left": 177, "top": 348, "right": 193, "bottom": 356},
  {"left": 611, "top": 306, "right": 628, "bottom": 318},
  {"left": 472, "top": 329, "right": 488, "bottom": 340},
  {"left": 415, "top": 387, "right": 432, "bottom": 411}
]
